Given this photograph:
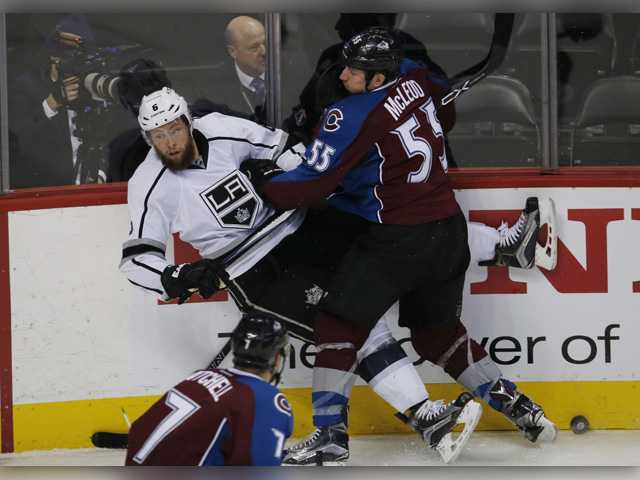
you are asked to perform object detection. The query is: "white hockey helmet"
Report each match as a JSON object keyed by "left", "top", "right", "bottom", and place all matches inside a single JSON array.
[{"left": 138, "top": 87, "right": 192, "bottom": 133}]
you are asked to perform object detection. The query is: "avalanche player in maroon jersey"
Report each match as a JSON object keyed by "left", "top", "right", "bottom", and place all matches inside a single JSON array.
[
  {"left": 125, "top": 312, "right": 292, "bottom": 466},
  {"left": 252, "top": 28, "right": 556, "bottom": 464}
]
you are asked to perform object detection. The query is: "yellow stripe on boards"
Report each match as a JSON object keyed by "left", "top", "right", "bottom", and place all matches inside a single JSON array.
[
  {"left": 10, "top": 381, "right": 640, "bottom": 452},
  {"left": 13, "top": 396, "right": 158, "bottom": 452}
]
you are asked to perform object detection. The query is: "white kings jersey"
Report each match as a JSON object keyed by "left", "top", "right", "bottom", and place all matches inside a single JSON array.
[{"left": 120, "top": 112, "right": 305, "bottom": 298}]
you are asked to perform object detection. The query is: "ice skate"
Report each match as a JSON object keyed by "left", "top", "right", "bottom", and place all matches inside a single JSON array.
[
  {"left": 489, "top": 378, "right": 557, "bottom": 443},
  {"left": 397, "top": 392, "right": 482, "bottom": 464},
  {"left": 282, "top": 423, "right": 349, "bottom": 466},
  {"left": 480, "top": 196, "right": 540, "bottom": 269}
]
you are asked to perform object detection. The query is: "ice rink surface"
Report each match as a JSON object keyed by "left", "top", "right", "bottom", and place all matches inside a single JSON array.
[{"left": 0, "top": 430, "right": 638, "bottom": 466}]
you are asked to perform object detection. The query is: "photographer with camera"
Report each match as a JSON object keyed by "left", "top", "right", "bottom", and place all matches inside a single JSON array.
[
  {"left": 8, "top": 14, "right": 145, "bottom": 188},
  {"left": 8, "top": 16, "right": 90, "bottom": 187}
]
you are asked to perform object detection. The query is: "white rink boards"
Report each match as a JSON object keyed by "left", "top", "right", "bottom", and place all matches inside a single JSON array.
[{"left": 1, "top": 187, "right": 639, "bottom": 451}]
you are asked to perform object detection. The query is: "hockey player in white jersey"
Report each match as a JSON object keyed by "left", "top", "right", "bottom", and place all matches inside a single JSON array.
[{"left": 120, "top": 86, "right": 555, "bottom": 465}]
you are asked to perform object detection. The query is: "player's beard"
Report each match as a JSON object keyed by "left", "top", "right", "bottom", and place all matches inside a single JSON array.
[{"left": 156, "top": 139, "right": 197, "bottom": 172}]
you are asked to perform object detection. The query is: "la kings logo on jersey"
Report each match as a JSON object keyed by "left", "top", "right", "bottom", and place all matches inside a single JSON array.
[{"left": 200, "top": 171, "right": 260, "bottom": 229}]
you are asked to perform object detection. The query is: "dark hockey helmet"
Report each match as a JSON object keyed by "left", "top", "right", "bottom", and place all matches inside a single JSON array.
[
  {"left": 232, "top": 311, "right": 289, "bottom": 381},
  {"left": 341, "top": 27, "right": 402, "bottom": 75}
]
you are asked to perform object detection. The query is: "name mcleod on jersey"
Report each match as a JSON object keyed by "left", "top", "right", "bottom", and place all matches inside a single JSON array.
[
  {"left": 186, "top": 370, "right": 234, "bottom": 402},
  {"left": 199, "top": 170, "right": 261, "bottom": 229},
  {"left": 383, "top": 79, "right": 426, "bottom": 121}
]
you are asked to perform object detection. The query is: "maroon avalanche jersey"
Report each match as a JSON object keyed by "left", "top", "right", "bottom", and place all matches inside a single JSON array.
[
  {"left": 125, "top": 367, "right": 293, "bottom": 466},
  {"left": 265, "top": 58, "right": 460, "bottom": 225}
]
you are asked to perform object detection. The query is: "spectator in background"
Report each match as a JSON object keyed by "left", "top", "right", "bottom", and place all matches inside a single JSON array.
[
  {"left": 9, "top": 15, "right": 94, "bottom": 187},
  {"left": 222, "top": 16, "right": 267, "bottom": 122},
  {"left": 186, "top": 15, "right": 267, "bottom": 126}
]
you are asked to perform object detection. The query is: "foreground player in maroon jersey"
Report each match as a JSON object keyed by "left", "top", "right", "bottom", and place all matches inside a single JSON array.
[
  {"left": 125, "top": 311, "right": 292, "bottom": 466},
  {"left": 250, "top": 28, "right": 556, "bottom": 464}
]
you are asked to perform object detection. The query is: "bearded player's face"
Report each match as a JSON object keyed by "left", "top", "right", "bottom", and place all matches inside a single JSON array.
[{"left": 148, "top": 118, "right": 196, "bottom": 171}]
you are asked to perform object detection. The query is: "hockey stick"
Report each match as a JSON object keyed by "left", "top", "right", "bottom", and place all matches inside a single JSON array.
[
  {"left": 91, "top": 209, "right": 296, "bottom": 449},
  {"left": 440, "top": 13, "right": 515, "bottom": 108},
  {"left": 187, "top": 209, "right": 297, "bottom": 366}
]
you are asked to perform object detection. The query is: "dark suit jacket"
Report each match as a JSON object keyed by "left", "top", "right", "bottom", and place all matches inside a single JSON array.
[{"left": 189, "top": 60, "right": 266, "bottom": 125}]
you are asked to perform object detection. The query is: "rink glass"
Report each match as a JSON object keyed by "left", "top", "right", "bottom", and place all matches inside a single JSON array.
[{"left": 2, "top": 13, "right": 640, "bottom": 190}]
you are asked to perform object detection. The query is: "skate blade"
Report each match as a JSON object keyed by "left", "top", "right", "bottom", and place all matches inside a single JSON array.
[
  {"left": 321, "top": 460, "right": 348, "bottom": 466},
  {"left": 282, "top": 461, "right": 347, "bottom": 467},
  {"left": 535, "top": 197, "right": 557, "bottom": 271},
  {"left": 436, "top": 400, "right": 482, "bottom": 464},
  {"left": 282, "top": 450, "right": 349, "bottom": 467}
]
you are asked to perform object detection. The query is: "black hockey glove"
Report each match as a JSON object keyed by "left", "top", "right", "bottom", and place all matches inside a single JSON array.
[
  {"left": 240, "top": 159, "right": 284, "bottom": 191},
  {"left": 160, "top": 259, "right": 222, "bottom": 304}
]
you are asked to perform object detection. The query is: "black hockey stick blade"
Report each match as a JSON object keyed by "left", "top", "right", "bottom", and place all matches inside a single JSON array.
[
  {"left": 440, "top": 14, "right": 515, "bottom": 109},
  {"left": 91, "top": 431, "right": 128, "bottom": 449},
  {"left": 450, "top": 13, "right": 515, "bottom": 84}
]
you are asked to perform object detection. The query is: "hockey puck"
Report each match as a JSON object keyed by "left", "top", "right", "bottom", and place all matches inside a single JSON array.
[{"left": 570, "top": 415, "right": 589, "bottom": 434}]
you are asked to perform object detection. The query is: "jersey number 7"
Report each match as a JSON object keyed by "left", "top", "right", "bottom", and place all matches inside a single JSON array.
[
  {"left": 132, "top": 390, "right": 201, "bottom": 464},
  {"left": 391, "top": 98, "right": 448, "bottom": 184}
]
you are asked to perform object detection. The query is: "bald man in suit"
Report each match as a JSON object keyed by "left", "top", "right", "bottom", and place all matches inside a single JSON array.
[
  {"left": 188, "top": 16, "right": 267, "bottom": 124},
  {"left": 221, "top": 16, "right": 267, "bottom": 121}
]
